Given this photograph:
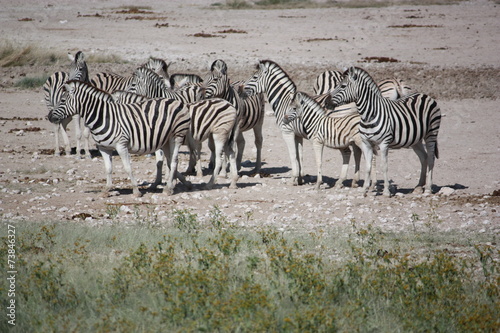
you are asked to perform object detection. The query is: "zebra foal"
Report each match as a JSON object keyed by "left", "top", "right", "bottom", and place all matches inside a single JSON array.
[
  {"left": 329, "top": 67, "right": 441, "bottom": 196},
  {"left": 48, "top": 81, "right": 191, "bottom": 197},
  {"left": 284, "top": 92, "right": 367, "bottom": 189}
]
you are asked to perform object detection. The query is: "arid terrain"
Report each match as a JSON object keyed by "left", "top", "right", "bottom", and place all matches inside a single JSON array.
[{"left": 0, "top": 0, "right": 499, "bottom": 236}]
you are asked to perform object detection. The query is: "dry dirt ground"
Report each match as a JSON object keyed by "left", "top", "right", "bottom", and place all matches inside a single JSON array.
[{"left": 0, "top": 0, "right": 499, "bottom": 236}]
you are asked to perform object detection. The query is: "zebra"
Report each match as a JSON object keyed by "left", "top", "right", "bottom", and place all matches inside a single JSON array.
[
  {"left": 47, "top": 80, "right": 192, "bottom": 197},
  {"left": 283, "top": 91, "right": 373, "bottom": 189},
  {"left": 43, "top": 51, "right": 91, "bottom": 158},
  {"left": 329, "top": 67, "right": 441, "bottom": 196},
  {"left": 203, "top": 59, "right": 266, "bottom": 174},
  {"left": 313, "top": 70, "right": 412, "bottom": 115},
  {"left": 186, "top": 98, "right": 239, "bottom": 190},
  {"left": 142, "top": 57, "right": 170, "bottom": 83},
  {"left": 243, "top": 60, "right": 321, "bottom": 186},
  {"left": 377, "top": 78, "right": 412, "bottom": 100},
  {"left": 127, "top": 67, "right": 202, "bottom": 104},
  {"left": 313, "top": 70, "right": 343, "bottom": 95},
  {"left": 90, "top": 58, "right": 169, "bottom": 93},
  {"left": 169, "top": 73, "right": 203, "bottom": 89}
]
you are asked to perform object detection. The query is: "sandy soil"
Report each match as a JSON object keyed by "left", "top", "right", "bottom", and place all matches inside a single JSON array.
[{"left": 0, "top": 0, "right": 499, "bottom": 235}]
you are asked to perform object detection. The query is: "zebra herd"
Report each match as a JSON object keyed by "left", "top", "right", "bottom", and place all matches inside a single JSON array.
[{"left": 44, "top": 52, "right": 440, "bottom": 197}]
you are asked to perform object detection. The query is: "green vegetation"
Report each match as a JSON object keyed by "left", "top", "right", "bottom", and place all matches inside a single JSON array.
[
  {"left": 14, "top": 75, "right": 48, "bottom": 89},
  {"left": 1, "top": 206, "right": 498, "bottom": 332},
  {"left": 0, "top": 41, "right": 65, "bottom": 67},
  {"left": 0, "top": 40, "right": 126, "bottom": 68}
]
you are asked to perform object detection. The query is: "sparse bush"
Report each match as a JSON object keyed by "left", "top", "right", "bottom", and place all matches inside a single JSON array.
[{"left": 0, "top": 210, "right": 498, "bottom": 332}]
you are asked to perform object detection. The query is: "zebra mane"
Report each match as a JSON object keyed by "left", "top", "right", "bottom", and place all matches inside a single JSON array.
[
  {"left": 135, "top": 67, "right": 167, "bottom": 88},
  {"left": 66, "top": 80, "right": 114, "bottom": 102},
  {"left": 259, "top": 59, "right": 297, "bottom": 93},
  {"left": 296, "top": 91, "right": 325, "bottom": 116},
  {"left": 347, "top": 67, "right": 383, "bottom": 97}
]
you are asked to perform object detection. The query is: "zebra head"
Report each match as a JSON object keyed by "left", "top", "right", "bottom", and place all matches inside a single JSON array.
[
  {"left": 203, "top": 59, "right": 229, "bottom": 99},
  {"left": 47, "top": 81, "right": 77, "bottom": 124},
  {"left": 328, "top": 67, "right": 360, "bottom": 109},
  {"left": 68, "top": 51, "right": 89, "bottom": 82},
  {"left": 243, "top": 60, "right": 271, "bottom": 97},
  {"left": 128, "top": 67, "right": 166, "bottom": 98},
  {"left": 283, "top": 92, "right": 305, "bottom": 124},
  {"left": 142, "top": 57, "right": 170, "bottom": 82}
]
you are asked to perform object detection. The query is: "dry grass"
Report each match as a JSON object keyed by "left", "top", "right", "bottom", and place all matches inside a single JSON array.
[{"left": 0, "top": 41, "right": 65, "bottom": 67}]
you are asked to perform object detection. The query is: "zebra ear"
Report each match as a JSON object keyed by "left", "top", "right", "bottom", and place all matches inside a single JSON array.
[
  {"left": 349, "top": 67, "right": 358, "bottom": 81},
  {"left": 67, "top": 52, "right": 75, "bottom": 62},
  {"left": 75, "top": 51, "right": 85, "bottom": 61}
]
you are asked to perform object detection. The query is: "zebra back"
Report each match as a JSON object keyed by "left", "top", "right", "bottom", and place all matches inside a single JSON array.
[
  {"left": 378, "top": 78, "right": 412, "bottom": 100},
  {"left": 313, "top": 70, "right": 343, "bottom": 95},
  {"left": 111, "top": 90, "right": 149, "bottom": 104},
  {"left": 169, "top": 73, "right": 203, "bottom": 89},
  {"left": 90, "top": 72, "right": 134, "bottom": 93},
  {"left": 187, "top": 98, "right": 238, "bottom": 144},
  {"left": 130, "top": 67, "right": 201, "bottom": 104}
]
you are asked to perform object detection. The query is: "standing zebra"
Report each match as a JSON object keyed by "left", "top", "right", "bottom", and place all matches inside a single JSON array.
[
  {"left": 90, "top": 58, "right": 169, "bottom": 93},
  {"left": 203, "top": 59, "right": 266, "bottom": 174},
  {"left": 127, "top": 67, "right": 202, "bottom": 104},
  {"left": 329, "top": 67, "right": 441, "bottom": 196},
  {"left": 187, "top": 98, "right": 239, "bottom": 190},
  {"left": 284, "top": 92, "right": 370, "bottom": 189},
  {"left": 47, "top": 80, "right": 191, "bottom": 197},
  {"left": 43, "top": 51, "right": 91, "bottom": 158},
  {"left": 243, "top": 60, "right": 316, "bottom": 186}
]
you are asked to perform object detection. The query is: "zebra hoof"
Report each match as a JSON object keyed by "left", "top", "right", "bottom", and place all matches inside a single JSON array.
[
  {"left": 163, "top": 187, "right": 174, "bottom": 196},
  {"left": 413, "top": 186, "right": 425, "bottom": 194}
]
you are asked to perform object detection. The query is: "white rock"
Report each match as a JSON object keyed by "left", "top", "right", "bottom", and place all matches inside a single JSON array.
[{"left": 438, "top": 187, "right": 455, "bottom": 196}]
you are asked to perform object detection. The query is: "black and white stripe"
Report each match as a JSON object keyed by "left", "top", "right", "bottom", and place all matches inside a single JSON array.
[
  {"left": 186, "top": 98, "right": 239, "bottom": 189},
  {"left": 243, "top": 60, "right": 316, "bottom": 185},
  {"left": 284, "top": 91, "right": 367, "bottom": 189},
  {"left": 127, "top": 67, "right": 202, "bottom": 104},
  {"left": 313, "top": 70, "right": 343, "bottom": 95},
  {"left": 204, "top": 59, "right": 266, "bottom": 173},
  {"left": 47, "top": 81, "right": 191, "bottom": 196},
  {"left": 43, "top": 51, "right": 91, "bottom": 158},
  {"left": 329, "top": 67, "right": 441, "bottom": 196}
]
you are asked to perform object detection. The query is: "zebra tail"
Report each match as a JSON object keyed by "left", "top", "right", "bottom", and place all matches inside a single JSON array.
[
  {"left": 435, "top": 141, "right": 439, "bottom": 159},
  {"left": 227, "top": 117, "right": 239, "bottom": 152}
]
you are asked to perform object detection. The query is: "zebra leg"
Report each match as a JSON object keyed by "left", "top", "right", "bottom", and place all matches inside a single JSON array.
[
  {"left": 236, "top": 131, "right": 245, "bottom": 172},
  {"left": 412, "top": 141, "right": 428, "bottom": 194},
  {"left": 379, "top": 143, "right": 392, "bottom": 197},
  {"left": 282, "top": 131, "right": 302, "bottom": 186},
  {"left": 253, "top": 122, "right": 264, "bottom": 174},
  {"left": 73, "top": 114, "right": 83, "bottom": 158},
  {"left": 359, "top": 140, "right": 374, "bottom": 194},
  {"left": 99, "top": 148, "right": 114, "bottom": 196},
  {"left": 115, "top": 144, "right": 142, "bottom": 197},
  {"left": 425, "top": 140, "right": 437, "bottom": 194},
  {"left": 225, "top": 138, "right": 239, "bottom": 189},
  {"left": 164, "top": 138, "right": 180, "bottom": 195},
  {"left": 206, "top": 134, "right": 226, "bottom": 190},
  {"left": 351, "top": 144, "right": 362, "bottom": 188},
  {"left": 297, "top": 136, "right": 305, "bottom": 182},
  {"left": 335, "top": 147, "right": 352, "bottom": 189},
  {"left": 312, "top": 141, "right": 324, "bottom": 190},
  {"left": 150, "top": 149, "right": 164, "bottom": 189},
  {"left": 208, "top": 134, "right": 216, "bottom": 170},
  {"left": 56, "top": 118, "right": 72, "bottom": 156},
  {"left": 82, "top": 126, "right": 91, "bottom": 159}
]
